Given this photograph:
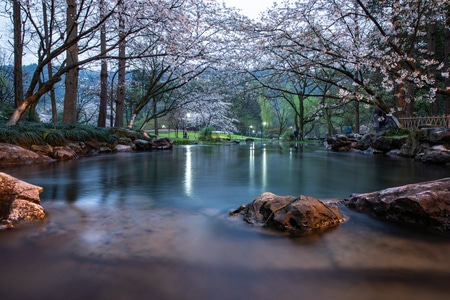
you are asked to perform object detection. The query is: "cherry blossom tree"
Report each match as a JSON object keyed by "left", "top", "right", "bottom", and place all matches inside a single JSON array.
[
  {"left": 242, "top": 0, "right": 450, "bottom": 132},
  {"left": 124, "top": 0, "right": 246, "bottom": 129},
  {"left": 355, "top": 0, "right": 450, "bottom": 113},
  {"left": 4, "top": 0, "right": 170, "bottom": 126}
]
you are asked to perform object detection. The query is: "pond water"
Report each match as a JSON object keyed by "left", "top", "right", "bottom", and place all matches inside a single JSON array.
[{"left": 1, "top": 143, "right": 450, "bottom": 300}]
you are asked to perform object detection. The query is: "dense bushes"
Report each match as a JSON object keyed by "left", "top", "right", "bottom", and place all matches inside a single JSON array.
[{"left": 0, "top": 122, "right": 120, "bottom": 147}]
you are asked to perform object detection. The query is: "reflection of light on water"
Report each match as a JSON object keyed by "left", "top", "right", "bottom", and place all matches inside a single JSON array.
[
  {"left": 184, "top": 146, "right": 192, "bottom": 196},
  {"left": 261, "top": 148, "right": 267, "bottom": 189},
  {"left": 249, "top": 146, "right": 254, "bottom": 187},
  {"left": 249, "top": 145, "right": 266, "bottom": 189}
]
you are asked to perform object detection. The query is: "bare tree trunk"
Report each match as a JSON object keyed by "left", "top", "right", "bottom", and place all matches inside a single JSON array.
[
  {"left": 353, "top": 0, "right": 360, "bottom": 133},
  {"left": 42, "top": 1, "right": 58, "bottom": 123},
  {"left": 115, "top": 8, "right": 126, "bottom": 127},
  {"left": 428, "top": 22, "right": 437, "bottom": 115},
  {"left": 154, "top": 117, "right": 159, "bottom": 135},
  {"left": 298, "top": 94, "right": 304, "bottom": 139},
  {"left": 7, "top": 76, "right": 62, "bottom": 125},
  {"left": 13, "top": 0, "right": 23, "bottom": 109},
  {"left": 62, "top": 0, "right": 79, "bottom": 124},
  {"left": 48, "top": 65, "right": 57, "bottom": 122},
  {"left": 98, "top": 0, "right": 108, "bottom": 127},
  {"left": 444, "top": 9, "right": 450, "bottom": 114},
  {"left": 354, "top": 100, "right": 360, "bottom": 133},
  {"left": 325, "top": 107, "right": 335, "bottom": 136}
]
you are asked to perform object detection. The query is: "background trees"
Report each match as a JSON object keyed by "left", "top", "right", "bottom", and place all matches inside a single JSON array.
[{"left": 0, "top": 0, "right": 449, "bottom": 137}]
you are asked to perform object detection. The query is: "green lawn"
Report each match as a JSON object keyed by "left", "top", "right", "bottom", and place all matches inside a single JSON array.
[{"left": 153, "top": 130, "right": 260, "bottom": 142}]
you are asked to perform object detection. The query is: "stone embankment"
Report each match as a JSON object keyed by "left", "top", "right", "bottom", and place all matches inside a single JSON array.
[
  {"left": 0, "top": 129, "right": 173, "bottom": 166},
  {"left": 326, "top": 127, "right": 450, "bottom": 164}
]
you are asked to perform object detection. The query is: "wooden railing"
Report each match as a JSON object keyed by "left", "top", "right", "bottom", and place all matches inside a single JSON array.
[{"left": 398, "top": 115, "right": 450, "bottom": 129}]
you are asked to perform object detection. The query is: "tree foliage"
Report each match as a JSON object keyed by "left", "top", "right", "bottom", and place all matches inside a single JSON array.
[{"left": 0, "top": 0, "right": 449, "bottom": 136}]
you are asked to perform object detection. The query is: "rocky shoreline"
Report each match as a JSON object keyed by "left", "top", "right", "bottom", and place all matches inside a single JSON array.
[
  {"left": 1, "top": 127, "right": 449, "bottom": 234},
  {"left": 0, "top": 129, "right": 173, "bottom": 166},
  {"left": 325, "top": 127, "right": 450, "bottom": 164}
]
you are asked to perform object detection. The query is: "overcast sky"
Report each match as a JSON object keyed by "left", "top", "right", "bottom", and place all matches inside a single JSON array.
[{"left": 221, "top": 0, "right": 280, "bottom": 18}]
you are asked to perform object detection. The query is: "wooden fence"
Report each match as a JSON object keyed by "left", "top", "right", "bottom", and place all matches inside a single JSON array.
[{"left": 398, "top": 115, "right": 450, "bottom": 129}]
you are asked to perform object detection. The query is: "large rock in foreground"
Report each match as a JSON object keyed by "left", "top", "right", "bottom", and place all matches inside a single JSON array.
[
  {"left": 344, "top": 178, "right": 450, "bottom": 232},
  {"left": 0, "top": 172, "right": 46, "bottom": 229},
  {"left": 230, "top": 192, "right": 344, "bottom": 236}
]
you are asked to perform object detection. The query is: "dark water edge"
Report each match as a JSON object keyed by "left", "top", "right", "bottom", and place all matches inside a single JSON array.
[{"left": 1, "top": 144, "right": 450, "bottom": 300}]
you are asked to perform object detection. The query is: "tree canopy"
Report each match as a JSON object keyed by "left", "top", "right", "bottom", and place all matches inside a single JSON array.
[{"left": 0, "top": 0, "right": 448, "bottom": 135}]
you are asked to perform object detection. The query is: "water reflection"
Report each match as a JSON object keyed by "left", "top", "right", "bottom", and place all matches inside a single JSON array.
[
  {"left": 0, "top": 144, "right": 449, "bottom": 300},
  {"left": 249, "top": 143, "right": 255, "bottom": 188},
  {"left": 184, "top": 146, "right": 193, "bottom": 197}
]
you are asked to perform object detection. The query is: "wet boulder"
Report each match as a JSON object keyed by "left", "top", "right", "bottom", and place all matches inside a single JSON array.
[
  {"left": 134, "top": 139, "right": 153, "bottom": 151},
  {"left": 419, "top": 148, "right": 450, "bottom": 164},
  {"left": 355, "top": 133, "right": 374, "bottom": 151},
  {"left": 418, "top": 127, "right": 450, "bottom": 144},
  {"left": 230, "top": 192, "right": 344, "bottom": 236},
  {"left": 344, "top": 178, "right": 450, "bottom": 232},
  {"left": 0, "top": 172, "right": 46, "bottom": 229},
  {"left": 0, "top": 143, "right": 55, "bottom": 165},
  {"left": 372, "top": 136, "right": 407, "bottom": 153},
  {"left": 326, "top": 134, "right": 357, "bottom": 152},
  {"left": 152, "top": 137, "right": 173, "bottom": 150},
  {"left": 115, "top": 144, "right": 133, "bottom": 152},
  {"left": 52, "top": 146, "right": 78, "bottom": 160}
]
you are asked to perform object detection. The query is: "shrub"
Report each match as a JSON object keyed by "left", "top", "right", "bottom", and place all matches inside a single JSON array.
[
  {"left": 281, "top": 130, "right": 293, "bottom": 142},
  {"left": 44, "top": 130, "right": 67, "bottom": 146},
  {"left": 199, "top": 126, "right": 213, "bottom": 141}
]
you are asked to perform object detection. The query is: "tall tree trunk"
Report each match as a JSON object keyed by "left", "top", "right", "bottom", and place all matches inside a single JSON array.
[
  {"left": 325, "top": 107, "right": 335, "bottom": 136},
  {"left": 48, "top": 65, "right": 57, "bottom": 122},
  {"left": 154, "top": 116, "right": 159, "bottom": 135},
  {"left": 42, "top": 1, "right": 58, "bottom": 123},
  {"left": 353, "top": 0, "right": 360, "bottom": 133},
  {"left": 98, "top": 0, "right": 108, "bottom": 127},
  {"left": 428, "top": 22, "right": 437, "bottom": 115},
  {"left": 444, "top": 9, "right": 450, "bottom": 114},
  {"left": 115, "top": 8, "right": 126, "bottom": 127},
  {"left": 354, "top": 100, "right": 360, "bottom": 133},
  {"left": 62, "top": 0, "right": 79, "bottom": 124},
  {"left": 391, "top": 0, "right": 406, "bottom": 117},
  {"left": 298, "top": 94, "right": 304, "bottom": 139},
  {"left": 13, "top": 0, "right": 23, "bottom": 109}
]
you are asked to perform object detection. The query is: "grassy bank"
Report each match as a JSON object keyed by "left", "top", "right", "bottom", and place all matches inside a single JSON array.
[
  {"left": 0, "top": 122, "right": 313, "bottom": 148},
  {"left": 0, "top": 122, "right": 126, "bottom": 147}
]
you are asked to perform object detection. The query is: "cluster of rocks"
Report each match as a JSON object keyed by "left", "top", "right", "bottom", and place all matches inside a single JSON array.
[
  {"left": 0, "top": 172, "right": 45, "bottom": 229},
  {"left": 231, "top": 177, "right": 450, "bottom": 236},
  {"left": 0, "top": 130, "right": 173, "bottom": 166},
  {"left": 2, "top": 170, "right": 449, "bottom": 234},
  {"left": 326, "top": 127, "right": 450, "bottom": 164}
]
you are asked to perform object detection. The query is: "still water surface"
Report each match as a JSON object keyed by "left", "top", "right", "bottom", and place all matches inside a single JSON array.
[{"left": 1, "top": 143, "right": 450, "bottom": 300}]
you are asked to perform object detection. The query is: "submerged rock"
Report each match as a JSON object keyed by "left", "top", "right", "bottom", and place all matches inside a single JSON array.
[
  {"left": 344, "top": 178, "right": 450, "bottom": 232},
  {"left": 230, "top": 192, "right": 344, "bottom": 236},
  {"left": 0, "top": 172, "right": 46, "bottom": 229}
]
